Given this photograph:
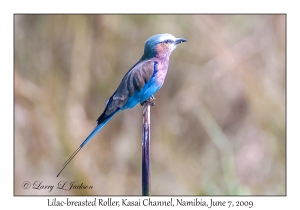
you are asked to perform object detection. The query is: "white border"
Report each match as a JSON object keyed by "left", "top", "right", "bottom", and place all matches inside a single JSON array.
[{"left": 2, "top": 0, "right": 297, "bottom": 209}]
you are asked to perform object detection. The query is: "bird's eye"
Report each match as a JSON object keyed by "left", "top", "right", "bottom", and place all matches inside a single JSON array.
[{"left": 163, "top": 40, "right": 172, "bottom": 44}]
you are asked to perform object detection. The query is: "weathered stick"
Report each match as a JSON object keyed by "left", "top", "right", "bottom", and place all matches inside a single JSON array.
[{"left": 142, "top": 100, "right": 152, "bottom": 196}]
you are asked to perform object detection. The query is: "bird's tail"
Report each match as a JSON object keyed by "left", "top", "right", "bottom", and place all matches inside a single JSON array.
[{"left": 56, "top": 112, "right": 116, "bottom": 177}]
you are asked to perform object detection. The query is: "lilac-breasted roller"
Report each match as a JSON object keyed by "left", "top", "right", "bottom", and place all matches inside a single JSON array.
[{"left": 57, "top": 33, "right": 186, "bottom": 177}]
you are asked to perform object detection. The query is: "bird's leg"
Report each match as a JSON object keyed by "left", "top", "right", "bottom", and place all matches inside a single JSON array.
[{"left": 141, "top": 96, "right": 155, "bottom": 107}]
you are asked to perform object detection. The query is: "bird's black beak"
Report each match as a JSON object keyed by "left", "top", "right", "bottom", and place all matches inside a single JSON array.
[{"left": 175, "top": 38, "right": 187, "bottom": 45}]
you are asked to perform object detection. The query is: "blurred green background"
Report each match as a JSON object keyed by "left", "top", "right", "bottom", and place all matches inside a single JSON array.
[{"left": 14, "top": 14, "right": 285, "bottom": 195}]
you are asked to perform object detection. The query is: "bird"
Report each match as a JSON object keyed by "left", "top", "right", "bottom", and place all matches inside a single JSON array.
[{"left": 57, "top": 33, "right": 186, "bottom": 177}]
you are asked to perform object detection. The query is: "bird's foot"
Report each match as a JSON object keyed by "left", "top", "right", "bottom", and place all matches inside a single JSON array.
[{"left": 141, "top": 96, "right": 155, "bottom": 107}]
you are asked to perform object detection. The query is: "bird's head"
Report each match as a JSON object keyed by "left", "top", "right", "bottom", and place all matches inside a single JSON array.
[{"left": 143, "top": 33, "right": 186, "bottom": 58}]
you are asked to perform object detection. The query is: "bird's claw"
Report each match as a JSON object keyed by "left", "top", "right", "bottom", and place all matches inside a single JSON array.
[{"left": 141, "top": 96, "right": 155, "bottom": 106}]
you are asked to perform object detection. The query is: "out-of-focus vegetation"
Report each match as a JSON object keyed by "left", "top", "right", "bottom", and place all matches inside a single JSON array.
[{"left": 14, "top": 15, "right": 285, "bottom": 195}]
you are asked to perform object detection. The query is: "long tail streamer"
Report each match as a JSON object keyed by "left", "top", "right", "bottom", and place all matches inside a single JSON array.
[{"left": 56, "top": 115, "right": 114, "bottom": 177}]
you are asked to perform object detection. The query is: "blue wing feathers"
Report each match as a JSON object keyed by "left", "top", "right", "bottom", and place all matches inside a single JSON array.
[{"left": 58, "top": 59, "right": 159, "bottom": 177}]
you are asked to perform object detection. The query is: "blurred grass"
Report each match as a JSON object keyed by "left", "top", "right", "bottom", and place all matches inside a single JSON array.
[{"left": 14, "top": 14, "right": 285, "bottom": 195}]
